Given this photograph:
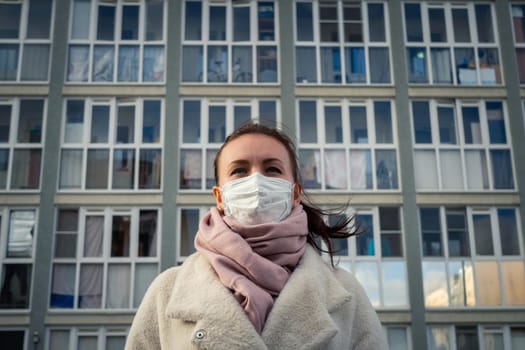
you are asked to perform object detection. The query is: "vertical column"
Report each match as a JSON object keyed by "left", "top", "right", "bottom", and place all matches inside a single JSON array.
[
  {"left": 160, "top": 0, "right": 183, "bottom": 270},
  {"left": 388, "top": 1, "right": 428, "bottom": 349},
  {"left": 495, "top": 0, "right": 525, "bottom": 253},
  {"left": 29, "top": 0, "right": 71, "bottom": 348},
  {"left": 278, "top": 0, "right": 297, "bottom": 138}
]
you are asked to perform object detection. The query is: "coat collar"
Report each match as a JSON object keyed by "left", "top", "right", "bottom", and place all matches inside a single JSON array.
[{"left": 166, "top": 246, "right": 352, "bottom": 349}]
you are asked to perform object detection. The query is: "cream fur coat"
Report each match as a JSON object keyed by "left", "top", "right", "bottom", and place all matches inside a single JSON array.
[{"left": 125, "top": 246, "right": 388, "bottom": 350}]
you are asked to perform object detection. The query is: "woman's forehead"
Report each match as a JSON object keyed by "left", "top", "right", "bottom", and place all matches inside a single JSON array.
[{"left": 219, "top": 134, "right": 291, "bottom": 163}]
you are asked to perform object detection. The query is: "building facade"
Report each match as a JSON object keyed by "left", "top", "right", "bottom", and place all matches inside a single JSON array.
[{"left": 0, "top": 0, "right": 524, "bottom": 349}]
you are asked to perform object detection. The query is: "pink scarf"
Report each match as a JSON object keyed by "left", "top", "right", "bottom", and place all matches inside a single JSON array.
[{"left": 194, "top": 205, "right": 308, "bottom": 333}]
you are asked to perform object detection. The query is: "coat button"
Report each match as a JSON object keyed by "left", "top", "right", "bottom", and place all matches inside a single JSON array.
[{"left": 194, "top": 329, "right": 206, "bottom": 340}]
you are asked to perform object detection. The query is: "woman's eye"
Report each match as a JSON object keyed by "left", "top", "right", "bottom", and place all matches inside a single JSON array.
[
  {"left": 266, "top": 166, "right": 282, "bottom": 174},
  {"left": 231, "top": 168, "right": 246, "bottom": 176}
]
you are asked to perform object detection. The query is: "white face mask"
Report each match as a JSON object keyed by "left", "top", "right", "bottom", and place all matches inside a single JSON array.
[{"left": 221, "top": 172, "right": 293, "bottom": 225}]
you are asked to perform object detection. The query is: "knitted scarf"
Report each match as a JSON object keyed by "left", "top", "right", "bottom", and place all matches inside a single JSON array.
[{"left": 194, "top": 205, "right": 308, "bottom": 333}]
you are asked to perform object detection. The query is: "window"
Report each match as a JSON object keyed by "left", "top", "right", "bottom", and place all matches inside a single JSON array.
[
  {"left": 386, "top": 326, "right": 410, "bottom": 350},
  {"left": 178, "top": 207, "right": 209, "bottom": 263},
  {"left": 67, "top": 0, "right": 165, "bottom": 83},
  {"left": 0, "top": 98, "right": 45, "bottom": 191},
  {"left": 0, "top": 330, "right": 26, "bottom": 349},
  {"left": 333, "top": 206, "right": 408, "bottom": 308},
  {"left": 419, "top": 206, "right": 525, "bottom": 308},
  {"left": 295, "top": 1, "right": 390, "bottom": 84},
  {"left": 0, "top": 209, "right": 36, "bottom": 309},
  {"left": 182, "top": 0, "right": 278, "bottom": 83},
  {"left": 412, "top": 100, "right": 514, "bottom": 191},
  {"left": 179, "top": 98, "right": 279, "bottom": 190},
  {"left": 298, "top": 99, "right": 398, "bottom": 191},
  {"left": 48, "top": 327, "right": 128, "bottom": 350},
  {"left": 50, "top": 207, "right": 160, "bottom": 310},
  {"left": 428, "top": 325, "right": 522, "bottom": 350},
  {"left": 404, "top": 2, "right": 501, "bottom": 85},
  {"left": 512, "top": 4, "right": 525, "bottom": 84},
  {"left": 0, "top": 0, "right": 53, "bottom": 81},
  {"left": 59, "top": 98, "right": 163, "bottom": 191}
]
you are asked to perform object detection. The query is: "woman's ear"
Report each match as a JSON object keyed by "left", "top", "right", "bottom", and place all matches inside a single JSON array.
[
  {"left": 292, "top": 183, "right": 302, "bottom": 207},
  {"left": 212, "top": 186, "right": 224, "bottom": 213}
]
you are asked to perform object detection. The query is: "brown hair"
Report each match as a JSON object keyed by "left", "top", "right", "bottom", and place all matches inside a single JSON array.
[{"left": 214, "top": 122, "right": 359, "bottom": 266}]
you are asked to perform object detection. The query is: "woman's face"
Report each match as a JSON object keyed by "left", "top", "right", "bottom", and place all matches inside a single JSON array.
[{"left": 212, "top": 134, "right": 301, "bottom": 212}]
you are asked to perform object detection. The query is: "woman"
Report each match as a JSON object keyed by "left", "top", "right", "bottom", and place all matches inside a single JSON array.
[{"left": 125, "top": 123, "right": 388, "bottom": 349}]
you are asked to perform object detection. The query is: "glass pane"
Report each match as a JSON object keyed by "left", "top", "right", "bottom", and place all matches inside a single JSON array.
[
  {"left": 50, "top": 264, "right": 75, "bottom": 308},
  {"left": 414, "top": 150, "right": 438, "bottom": 189},
  {"left": 498, "top": 209, "right": 520, "bottom": 256},
  {"left": 456, "top": 48, "right": 477, "bottom": 85},
  {"left": 412, "top": 101, "right": 431, "bottom": 143},
  {"left": 60, "top": 149, "right": 82, "bottom": 189},
  {"left": 486, "top": 102, "right": 505, "bottom": 144},
  {"left": 106, "top": 264, "right": 130, "bottom": 308},
  {"left": 299, "top": 101, "right": 317, "bottom": 143},
  {"left": 475, "top": 4, "right": 494, "bottom": 43},
  {"left": 49, "top": 330, "right": 70, "bottom": 349},
  {"left": 118, "top": 45, "right": 139, "bottom": 82},
  {"left": 232, "top": 46, "right": 252, "bottom": 82},
  {"left": 321, "top": 47, "right": 341, "bottom": 83},
  {"left": 501, "top": 261, "right": 525, "bottom": 305},
  {"left": 484, "top": 332, "right": 504, "bottom": 350},
  {"left": 511, "top": 328, "right": 525, "bottom": 350},
  {"left": 207, "top": 45, "right": 228, "bottom": 82},
  {"left": 182, "top": 101, "right": 200, "bottom": 143},
  {"left": 407, "top": 47, "right": 427, "bottom": 83},
  {"left": 428, "top": 327, "right": 451, "bottom": 350},
  {"left": 142, "top": 101, "right": 161, "bottom": 143},
  {"left": 21, "top": 44, "right": 50, "bottom": 81},
  {"left": 429, "top": 8, "right": 446, "bottom": 42},
  {"left": 134, "top": 263, "right": 157, "bottom": 307},
  {"left": 65, "top": 100, "right": 84, "bottom": 143},
  {"left": 296, "top": 47, "right": 317, "bottom": 83},
  {"left": 299, "top": 149, "right": 321, "bottom": 189},
  {"left": 465, "top": 150, "right": 488, "bottom": 190},
  {"left": 139, "top": 210, "right": 157, "bottom": 256},
  {"left": 438, "top": 106, "right": 456, "bottom": 144},
  {"left": 27, "top": 0, "right": 52, "bottom": 39},
  {"left": 0, "top": 44, "right": 18, "bottom": 80},
  {"left": 449, "top": 260, "right": 475, "bottom": 306},
  {"left": 180, "top": 149, "right": 201, "bottom": 189},
  {"left": 18, "top": 100, "right": 44, "bottom": 143},
  {"left": 97, "top": 5, "right": 115, "bottom": 40},
  {"left": 257, "top": 46, "right": 277, "bottom": 82},
  {"left": 67, "top": 45, "right": 89, "bottom": 82},
  {"left": 423, "top": 261, "right": 448, "bottom": 307},
  {"left": 139, "top": 149, "right": 161, "bottom": 189},
  {"left": 11, "top": 149, "right": 41, "bottom": 189},
  {"left": 320, "top": 3, "right": 338, "bottom": 42},
  {"left": 112, "top": 149, "right": 135, "bottom": 189},
  {"left": 388, "top": 328, "right": 408, "bottom": 350},
  {"left": 57, "top": 209, "right": 78, "bottom": 231},
  {"left": 121, "top": 5, "right": 139, "bottom": 40},
  {"left": 209, "top": 6, "right": 226, "bottom": 40},
  {"left": 0, "top": 264, "right": 32, "bottom": 308},
  {"left": 185, "top": 1, "right": 201, "bottom": 40},
  {"left": 440, "top": 150, "right": 463, "bottom": 189},
  {"left": 490, "top": 150, "right": 514, "bottom": 189},
  {"left": 84, "top": 216, "right": 103, "bottom": 257},
  {"left": 258, "top": 2, "right": 274, "bottom": 41},
  {"left": 107, "top": 336, "right": 126, "bottom": 350},
  {"left": 343, "top": 4, "right": 362, "bottom": 42},
  {"left": 0, "top": 149, "right": 7, "bottom": 189},
  {"left": 181, "top": 209, "right": 199, "bottom": 256},
  {"left": 421, "top": 208, "right": 442, "bottom": 256},
  {"left": 79, "top": 336, "right": 98, "bottom": 350},
  {"left": 259, "top": 101, "right": 276, "bottom": 128},
  {"left": 376, "top": 150, "right": 398, "bottom": 189},
  {"left": 91, "top": 105, "right": 109, "bottom": 143},
  {"left": 234, "top": 106, "right": 251, "bottom": 129},
  {"left": 355, "top": 262, "right": 379, "bottom": 306},
  {"left": 117, "top": 105, "right": 135, "bottom": 143},
  {"left": 368, "top": 3, "right": 385, "bottom": 42},
  {"left": 182, "top": 46, "right": 203, "bottom": 82},
  {"left": 380, "top": 207, "right": 400, "bottom": 231},
  {"left": 234, "top": 6, "right": 250, "bottom": 41},
  {"left": 349, "top": 149, "right": 372, "bottom": 189},
  {"left": 473, "top": 214, "right": 493, "bottom": 255},
  {"left": 375, "top": 102, "right": 392, "bottom": 143},
  {"left": 111, "top": 215, "right": 130, "bottom": 257},
  {"left": 55, "top": 212, "right": 78, "bottom": 258},
  {"left": 208, "top": 106, "right": 226, "bottom": 143},
  {"left": 446, "top": 209, "right": 470, "bottom": 257},
  {"left": 0, "top": 4, "right": 21, "bottom": 38},
  {"left": 350, "top": 106, "right": 367, "bottom": 143},
  {"left": 431, "top": 48, "right": 452, "bottom": 84},
  {"left": 324, "top": 150, "right": 347, "bottom": 189},
  {"left": 478, "top": 48, "right": 500, "bottom": 85},
  {"left": 456, "top": 326, "right": 479, "bottom": 350},
  {"left": 405, "top": 3, "right": 422, "bottom": 41},
  {"left": 369, "top": 47, "right": 390, "bottom": 84},
  {"left": 382, "top": 262, "right": 407, "bottom": 306},
  {"left": 0, "top": 105, "right": 11, "bottom": 142},
  {"left": 453, "top": 8, "right": 471, "bottom": 42},
  {"left": 86, "top": 149, "right": 109, "bottom": 189},
  {"left": 78, "top": 264, "right": 102, "bottom": 308},
  {"left": 475, "top": 261, "right": 501, "bottom": 305},
  {"left": 7, "top": 210, "right": 35, "bottom": 257},
  {"left": 462, "top": 106, "right": 481, "bottom": 144},
  {"left": 356, "top": 214, "right": 374, "bottom": 256},
  {"left": 325, "top": 106, "right": 342, "bottom": 143},
  {"left": 71, "top": 0, "right": 91, "bottom": 40},
  {"left": 143, "top": 46, "right": 164, "bottom": 82},
  {"left": 296, "top": 3, "right": 313, "bottom": 41},
  {"left": 345, "top": 47, "right": 365, "bottom": 83},
  {"left": 93, "top": 45, "right": 114, "bottom": 82},
  {"left": 146, "top": 0, "right": 163, "bottom": 41}
]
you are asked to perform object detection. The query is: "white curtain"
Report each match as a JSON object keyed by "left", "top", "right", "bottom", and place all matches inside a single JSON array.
[
  {"left": 414, "top": 150, "right": 438, "bottom": 189},
  {"left": 465, "top": 150, "right": 488, "bottom": 189},
  {"left": 7, "top": 210, "right": 35, "bottom": 257},
  {"left": 324, "top": 150, "right": 347, "bottom": 189},
  {"left": 350, "top": 149, "right": 371, "bottom": 189},
  {"left": 439, "top": 150, "right": 463, "bottom": 189},
  {"left": 431, "top": 48, "right": 452, "bottom": 84},
  {"left": 84, "top": 216, "right": 103, "bottom": 257},
  {"left": 0, "top": 44, "right": 18, "bottom": 80},
  {"left": 93, "top": 45, "right": 114, "bottom": 82},
  {"left": 118, "top": 45, "right": 139, "bottom": 81},
  {"left": 67, "top": 45, "right": 89, "bottom": 81},
  {"left": 134, "top": 264, "right": 157, "bottom": 307},
  {"left": 143, "top": 46, "right": 164, "bottom": 82},
  {"left": 51, "top": 264, "right": 75, "bottom": 298},
  {"left": 106, "top": 264, "right": 130, "bottom": 308},
  {"left": 60, "top": 149, "right": 83, "bottom": 189},
  {"left": 79, "top": 264, "right": 102, "bottom": 308}
]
